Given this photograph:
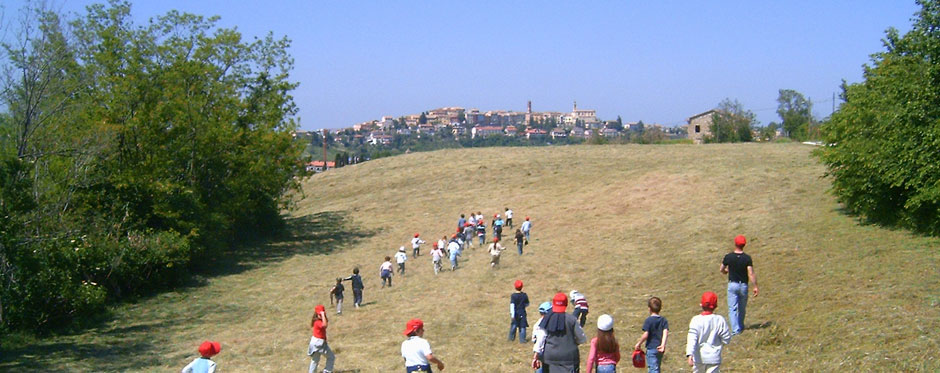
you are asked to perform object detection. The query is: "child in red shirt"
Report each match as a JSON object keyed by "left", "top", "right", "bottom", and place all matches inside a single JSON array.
[{"left": 308, "top": 305, "right": 336, "bottom": 373}]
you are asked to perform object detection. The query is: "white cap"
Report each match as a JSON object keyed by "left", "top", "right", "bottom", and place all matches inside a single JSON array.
[
  {"left": 569, "top": 290, "right": 579, "bottom": 299},
  {"left": 399, "top": 246, "right": 405, "bottom": 252},
  {"left": 597, "top": 314, "right": 614, "bottom": 331}
]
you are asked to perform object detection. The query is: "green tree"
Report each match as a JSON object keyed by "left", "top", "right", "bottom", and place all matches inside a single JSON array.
[
  {"left": 0, "top": 1, "right": 307, "bottom": 331},
  {"left": 705, "top": 98, "right": 756, "bottom": 143},
  {"left": 419, "top": 112, "right": 427, "bottom": 124},
  {"left": 820, "top": 0, "right": 940, "bottom": 235},
  {"left": 776, "top": 89, "right": 813, "bottom": 140}
]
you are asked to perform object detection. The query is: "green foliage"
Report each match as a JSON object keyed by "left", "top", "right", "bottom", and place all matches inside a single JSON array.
[
  {"left": 704, "top": 98, "right": 756, "bottom": 143},
  {"left": 0, "top": 1, "right": 305, "bottom": 331},
  {"left": 777, "top": 89, "right": 814, "bottom": 140},
  {"left": 819, "top": 0, "right": 940, "bottom": 235}
]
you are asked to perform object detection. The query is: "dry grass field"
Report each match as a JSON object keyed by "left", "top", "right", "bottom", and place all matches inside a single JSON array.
[{"left": 2, "top": 143, "right": 939, "bottom": 372}]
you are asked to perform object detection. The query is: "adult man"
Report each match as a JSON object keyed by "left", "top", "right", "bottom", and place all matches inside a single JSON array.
[
  {"left": 719, "top": 235, "right": 759, "bottom": 335},
  {"left": 532, "top": 292, "right": 587, "bottom": 372}
]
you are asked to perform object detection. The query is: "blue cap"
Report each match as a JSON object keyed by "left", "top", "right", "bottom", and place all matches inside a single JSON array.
[{"left": 538, "top": 302, "right": 552, "bottom": 314}]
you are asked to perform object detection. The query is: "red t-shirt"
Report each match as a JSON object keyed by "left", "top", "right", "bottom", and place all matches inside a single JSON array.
[{"left": 313, "top": 319, "right": 327, "bottom": 340}]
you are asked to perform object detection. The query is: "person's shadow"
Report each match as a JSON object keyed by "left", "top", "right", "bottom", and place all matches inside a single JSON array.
[{"left": 746, "top": 321, "right": 774, "bottom": 330}]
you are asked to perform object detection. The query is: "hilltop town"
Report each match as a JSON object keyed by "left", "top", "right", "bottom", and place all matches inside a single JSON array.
[{"left": 295, "top": 101, "right": 688, "bottom": 170}]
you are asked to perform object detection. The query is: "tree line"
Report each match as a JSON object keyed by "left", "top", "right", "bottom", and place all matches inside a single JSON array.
[{"left": 0, "top": 1, "right": 307, "bottom": 331}]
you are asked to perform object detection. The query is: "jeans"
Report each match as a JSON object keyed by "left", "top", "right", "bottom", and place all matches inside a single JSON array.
[
  {"left": 450, "top": 257, "right": 458, "bottom": 270},
  {"left": 508, "top": 319, "right": 526, "bottom": 343},
  {"left": 646, "top": 350, "right": 662, "bottom": 373},
  {"left": 478, "top": 235, "right": 485, "bottom": 245},
  {"left": 381, "top": 272, "right": 392, "bottom": 287},
  {"left": 353, "top": 289, "right": 362, "bottom": 307},
  {"left": 517, "top": 240, "right": 524, "bottom": 255},
  {"left": 573, "top": 308, "right": 588, "bottom": 327},
  {"left": 727, "top": 282, "right": 748, "bottom": 334},
  {"left": 308, "top": 337, "right": 335, "bottom": 373},
  {"left": 335, "top": 298, "right": 343, "bottom": 314},
  {"left": 524, "top": 230, "right": 530, "bottom": 241},
  {"left": 596, "top": 364, "right": 616, "bottom": 373},
  {"left": 398, "top": 262, "right": 405, "bottom": 275}
]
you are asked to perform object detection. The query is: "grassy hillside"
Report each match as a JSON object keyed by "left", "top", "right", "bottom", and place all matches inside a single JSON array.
[{"left": 3, "top": 143, "right": 938, "bottom": 371}]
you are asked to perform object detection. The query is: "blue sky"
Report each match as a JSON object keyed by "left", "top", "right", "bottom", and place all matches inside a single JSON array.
[{"left": 5, "top": 1, "right": 921, "bottom": 129}]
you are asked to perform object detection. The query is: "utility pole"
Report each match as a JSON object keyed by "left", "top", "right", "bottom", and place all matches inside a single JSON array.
[{"left": 322, "top": 128, "right": 328, "bottom": 171}]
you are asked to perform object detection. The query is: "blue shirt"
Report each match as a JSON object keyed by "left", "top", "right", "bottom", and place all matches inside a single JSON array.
[{"left": 642, "top": 314, "right": 669, "bottom": 349}]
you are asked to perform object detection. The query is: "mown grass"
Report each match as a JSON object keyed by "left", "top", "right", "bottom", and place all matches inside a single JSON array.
[{"left": 2, "top": 143, "right": 938, "bottom": 372}]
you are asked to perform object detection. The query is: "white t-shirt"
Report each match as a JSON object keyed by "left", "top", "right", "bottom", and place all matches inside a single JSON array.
[
  {"left": 437, "top": 239, "right": 447, "bottom": 252},
  {"left": 686, "top": 313, "right": 731, "bottom": 365},
  {"left": 380, "top": 261, "right": 393, "bottom": 272},
  {"left": 401, "top": 336, "right": 432, "bottom": 366},
  {"left": 506, "top": 209, "right": 513, "bottom": 219},
  {"left": 430, "top": 248, "right": 443, "bottom": 262},
  {"left": 395, "top": 252, "right": 407, "bottom": 264},
  {"left": 411, "top": 237, "right": 424, "bottom": 249}
]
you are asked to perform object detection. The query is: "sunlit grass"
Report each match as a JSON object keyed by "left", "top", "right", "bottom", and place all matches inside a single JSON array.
[{"left": 2, "top": 143, "right": 938, "bottom": 372}]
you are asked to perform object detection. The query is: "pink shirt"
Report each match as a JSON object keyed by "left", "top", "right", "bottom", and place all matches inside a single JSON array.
[{"left": 585, "top": 337, "right": 620, "bottom": 373}]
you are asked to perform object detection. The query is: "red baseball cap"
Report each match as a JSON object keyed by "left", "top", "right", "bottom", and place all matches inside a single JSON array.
[
  {"left": 493, "top": 236, "right": 500, "bottom": 242},
  {"left": 494, "top": 214, "right": 498, "bottom": 218},
  {"left": 701, "top": 291, "right": 718, "bottom": 310},
  {"left": 199, "top": 340, "right": 221, "bottom": 358},
  {"left": 451, "top": 234, "right": 457, "bottom": 238},
  {"left": 315, "top": 304, "right": 325, "bottom": 313},
  {"left": 514, "top": 280, "right": 523, "bottom": 290},
  {"left": 734, "top": 235, "right": 747, "bottom": 247},
  {"left": 402, "top": 318, "right": 424, "bottom": 335},
  {"left": 415, "top": 233, "right": 420, "bottom": 238},
  {"left": 525, "top": 216, "right": 530, "bottom": 221},
  {"left": 433, "top": 242, "right": 438, "bottom": 248},
  {"left": 552, "top": 292, "right": 568, "bottom": 312}
]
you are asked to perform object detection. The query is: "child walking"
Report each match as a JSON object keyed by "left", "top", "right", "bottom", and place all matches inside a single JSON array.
[
  {"left": 487, "top": 237, "right": 505, "bottom": 268},
  {"left": 586, "top": 314, "right": 621, "bottom": 373},
  {"left": 380, "top": 256, "right": 394, "bottom": 288},
  {"left": 686, "top": 292, "right": 731, "bottom": 373},
  {"left": 513, "top": 228, "right": 525, "bottom": 255},
  {"left": 401, "top": 318, "right": 445, "bottom": 372},
  {"left": 342, "top": 268, "right": 364, "bottom": 309},
  {"left": 531, "top": 302, "right": 552, "bottom": 373},
  {"left": 634, "top": 297, "right": 669, "bottom": 373},
  {"left": 447, "top": 236, "right": 461, "bottom": 271},
  {"left": 308, "top": 305, "right": 336, "bottom": 373},
  {"left": 476, "top": 220, "right": 486, "bottom": 247},
  {"left": 181, "top": 340, "right": 221, "bottom": 373},
  {"left": 521, "top": 216, "right": 532, "bottom": 243},
  {"left": 570, "top": 290, "right": 589, "bottom": 327},
  {"left": 395, "top": 247, "right": 408, "bottom": 275},
  {"left": 329, "top": 278, "right": 345, "bottom": 315},
  {"left": 411, "top": 233, "right": 425, "bottom": 258},
  {"left": 430, "top": 243, "right": 444, "bottom": 274},
  {"left": 509, "top": 280, "right": 530, "bottom": 343}
]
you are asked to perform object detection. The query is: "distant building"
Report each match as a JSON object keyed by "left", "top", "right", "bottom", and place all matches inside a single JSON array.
[
  {"left": 525, "top": 128, "right": 547, "bottom": 139},
  {"left": 472, "top": 125, "right": 503, "bottom": 139},
  {"left": 306, "top": 160, "right": 336, "bottom": 173},
  {"left": 600, "top": 127, "right": 621, "bottom": 138},
  {"left": 687, "top": 110, "right": 718, "bottom": 144},
  {"left": 367, "top": 132, "right": 393, "bottom": 145},
  {"left": 550, "top": 128, "right": 568, "bottom": 139},
  {"left": 504, "top": 126, "right": 518, "bottom": 136},
  {"left": 569, "top": 126, "right": 586, "bottom": 139}
]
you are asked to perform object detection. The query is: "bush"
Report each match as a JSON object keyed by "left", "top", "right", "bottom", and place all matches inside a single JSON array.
[{"left": 819, "top": 0, "right": 940, "bottom": 235}]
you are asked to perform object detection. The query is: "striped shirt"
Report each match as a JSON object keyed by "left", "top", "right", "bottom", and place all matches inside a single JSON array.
[{"left": 572, "top": 294, "right": 589, "bottom": 311}]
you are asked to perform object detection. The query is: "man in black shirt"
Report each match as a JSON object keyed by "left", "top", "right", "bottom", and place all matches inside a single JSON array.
[{"left": 720, "top": 235, "right": 759, "bottom": 335}]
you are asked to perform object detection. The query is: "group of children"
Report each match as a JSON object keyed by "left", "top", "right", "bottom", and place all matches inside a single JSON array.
[
  {"left": 505, "top": 277, "right": 735, "bottom": 373},
  {"left": 181, "top": 214, "right": 746, "bottom": 373}
]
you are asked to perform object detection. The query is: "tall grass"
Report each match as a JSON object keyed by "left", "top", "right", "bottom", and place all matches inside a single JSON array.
[{"left": 2, "top": 143, "right": 938, "bottom": 372}]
